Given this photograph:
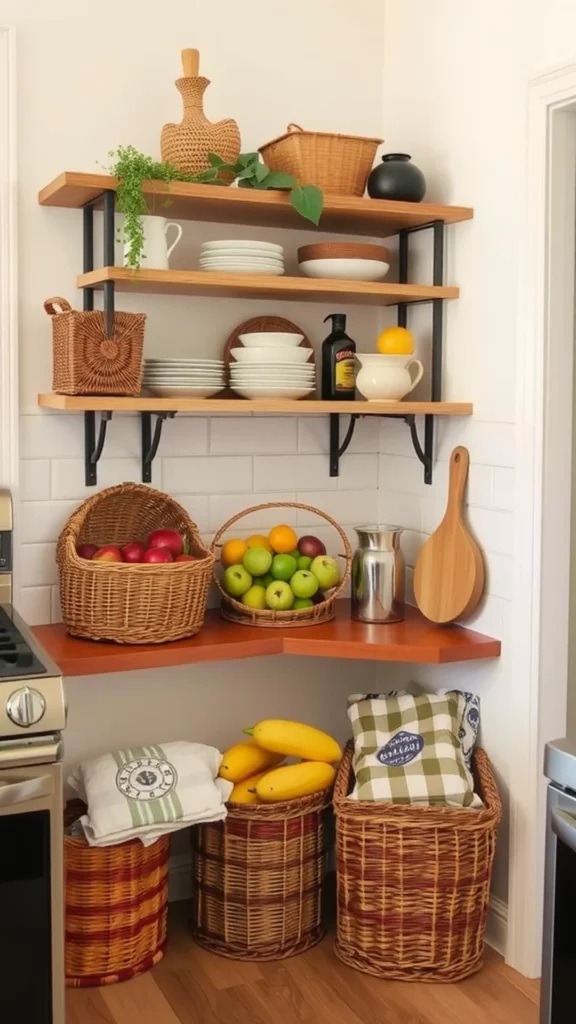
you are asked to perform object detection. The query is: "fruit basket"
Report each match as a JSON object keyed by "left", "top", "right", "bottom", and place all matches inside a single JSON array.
[
  {"left": 210, "top": 502, "right": 352, "bottom": 628},
  {"left": 57, "top": 483, "right": 214, "bottom": 644}
]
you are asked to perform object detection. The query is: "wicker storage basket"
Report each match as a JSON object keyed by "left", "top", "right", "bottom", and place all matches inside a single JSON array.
[
  {"left": 57, "top": 483, "right": 214, "bottom": 644},
  {"left": 45, "top": 297, "right": 145, "bottom": 396},
  {"left": 64, "top": 802, "right": 170, "bottom": 987},
  {"left": 259, "top": 124, "right": 383, "bottom": 197},
  {"left": 192, "top": 788, "right": 332, "bottom": 960},
  {"left": 211, "top": 501, "right": 351, "bottom": 628},
  {"left": 334, "top": 741, "right": 502, "bottom": 982}
]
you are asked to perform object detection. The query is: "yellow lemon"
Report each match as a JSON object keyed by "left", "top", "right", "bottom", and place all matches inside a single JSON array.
[{"left": 376, "top": 326, "right": 415, "bottom": 355}]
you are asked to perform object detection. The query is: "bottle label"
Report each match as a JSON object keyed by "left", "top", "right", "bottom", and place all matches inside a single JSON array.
[{"left": 335, "top": 351, "right": 355, "bottom": 391}]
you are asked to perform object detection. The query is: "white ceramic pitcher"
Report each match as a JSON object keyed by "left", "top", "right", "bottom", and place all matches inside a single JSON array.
[
  {"left": 356, "top": 353, "right": 424, "bottom": 402},
  {"left": 117, "top": 216, "right": 183, "bottom": 269}
]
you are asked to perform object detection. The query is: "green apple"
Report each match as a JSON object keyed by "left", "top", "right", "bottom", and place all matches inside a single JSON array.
[
  {"left": 290, "top": 569, "right": 319, "bottom": 599},
  {"left": 253, "top": 572, "right": 274, "bottom": 588},
  {"left": 265, "top": 580, "right": 294, "bottom": 610},
  {"left": 271, "top": 553, "right": 298, "bottom": 582},
  {"left": 223, "top": 564, "right": 253, "bottom": 597},
  {"left": 310, "top": 555, "right": 340, "bottom": 590},
  {"left": 288, "top": 549, "right": 300, "bottom": 560},
  {"left": 242, "top": 585, "right": 267, "bottom": 610},
  {"left": 243, "top": 546, "right": 273, "bottom": 577},
  {"left": 297, "top": 555, "right": 312, "bottom": 571},
  {"left": 293, "top": 597, "right": 314, "bottom": 609}
]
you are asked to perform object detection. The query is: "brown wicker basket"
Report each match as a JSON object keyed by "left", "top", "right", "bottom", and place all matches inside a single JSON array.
[
  {"left": 192, "top": 788, "right": 332, "bottom": 960},
  {"left": 45, "top": 297, "right": 145, "bottom": 396},
  {"left": 64, "top": 801, "right": 170, "bottom": 987},
  {"left": 259, "top": 124, "right": 383, "bottom": 197},
  {"left": 211, "top": 501, "right": 352, "bottom": 627},
  {"left": 57, "top": 483, "right": 214, "bottom": 644},
  {"left": 334, "top": 741, "right": 502, "bottom": 982}
]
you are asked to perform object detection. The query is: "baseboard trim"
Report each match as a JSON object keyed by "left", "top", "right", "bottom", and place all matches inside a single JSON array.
[{"left": 485, "top": 895, "right": 508, "bottom": 955}]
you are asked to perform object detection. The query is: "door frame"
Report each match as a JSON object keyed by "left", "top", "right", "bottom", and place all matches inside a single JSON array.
[{"left": 509, "top": 62, "right": 576, "bottom": 977}]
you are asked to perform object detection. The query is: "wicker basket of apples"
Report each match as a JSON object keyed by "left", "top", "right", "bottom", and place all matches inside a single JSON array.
[
  {"left": 57, "top": 483, "right": 214, "bottom": 644},
  {"left": 211, "top": 502, "right": 351, "bottom": 627}
]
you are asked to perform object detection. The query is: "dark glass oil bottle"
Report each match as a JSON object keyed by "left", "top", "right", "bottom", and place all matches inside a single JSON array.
[{"left": 321, "top": 313, "right": 356, "bottom": 400}]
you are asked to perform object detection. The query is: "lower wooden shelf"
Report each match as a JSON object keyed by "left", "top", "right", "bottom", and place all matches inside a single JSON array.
[
  {"left": 37, "top": 394, "right": 473, "bottom": 416},
  {"left": 33, "top": 601, "right": 501, "bottom": 678}
]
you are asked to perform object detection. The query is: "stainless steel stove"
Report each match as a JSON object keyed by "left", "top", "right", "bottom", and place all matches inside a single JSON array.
[{"left": 0, "top": 490, "right": 66, "bottom": 1024}]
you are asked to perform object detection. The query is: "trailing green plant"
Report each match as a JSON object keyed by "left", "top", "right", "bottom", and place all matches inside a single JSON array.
[{"left": 108, "top": 145, "right": 323, "bottom": 270}]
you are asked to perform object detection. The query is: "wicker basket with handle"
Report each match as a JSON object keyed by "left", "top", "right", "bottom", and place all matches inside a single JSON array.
[
  {"left": 211, "top": 501, "right": 352, "bottom": 627},
  {"left": 57, "top": 483, "right": 214, "bottom": 644},
  {"left": 334, "top": 741, "right": 502, "bottom": 982},
  {"left": 44, "top": 297, "right": 145, "bottom": 396},
  {"left": 259, "top": 124, "right": 383, "bottom": 197}
]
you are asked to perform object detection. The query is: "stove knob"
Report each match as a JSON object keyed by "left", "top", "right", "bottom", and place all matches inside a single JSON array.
[{"left": 7, "top": 687, "right": 46, "bottom": 728}]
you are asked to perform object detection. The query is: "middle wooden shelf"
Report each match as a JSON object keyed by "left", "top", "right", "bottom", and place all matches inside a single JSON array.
[{"left": 38, "top": 394, "right": 473, "bottom": 415}]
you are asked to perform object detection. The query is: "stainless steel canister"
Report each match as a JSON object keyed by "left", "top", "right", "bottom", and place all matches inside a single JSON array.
[{"left": 351, "top": 526, "right": 405, "bottom": 623}]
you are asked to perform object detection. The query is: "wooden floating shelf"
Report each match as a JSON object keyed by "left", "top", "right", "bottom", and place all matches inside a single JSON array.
[
  {"left": 33, "top": 602, "right": 500, "bottom": 678},
  {"left": 38, "top": 394, "right": 474, "bottom": 416},
  {"left": 39, "top": 172, "right": 474, "bottom": 239},
  {"left": 76, "top": 267, "right": 458, "bottom": 306}
]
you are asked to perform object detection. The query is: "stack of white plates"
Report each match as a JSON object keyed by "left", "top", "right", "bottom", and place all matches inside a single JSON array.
[
  {"left": 199, "top": 240, "right": 284, "bottom": 276},
  {"left": 229, "top": 332, "right": 315, "bottom": 400},
  {"left": 143, "top": 359, "right": 225, "bottom": 398}
]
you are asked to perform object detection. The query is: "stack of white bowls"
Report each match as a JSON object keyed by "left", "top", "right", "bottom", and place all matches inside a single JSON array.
[
  {"left": 230, "top": 333, "right": 315, "bottom": 400},
  {"left": 199, "top": 240, "right": 284, "bottom": 275},
  {"left": 143, "top": 359, "right": 225, "bottom": 398}
]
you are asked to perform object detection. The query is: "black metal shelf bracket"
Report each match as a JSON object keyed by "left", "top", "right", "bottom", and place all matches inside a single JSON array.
[
  {"left": 81, "top": 188, "right": 116, "bottom": 334},
  {"left": 84, "top": 411, "right": 112, "bottom": 486},
  {"left": 141, "top": 412, "right": 176, "bottom": 483},
  {"left": 329, "top": 413, "right": 358, "bottom": 476}
]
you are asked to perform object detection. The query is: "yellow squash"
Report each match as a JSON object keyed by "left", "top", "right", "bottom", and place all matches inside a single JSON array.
[
  {"left": 219, "top": 740, "right": 284, "bottom": 783},
  {"left": 244, "top": 719, "right": 342, "bottom": 763},
  {"left": 228, "top": 771, "right": 269, "bottom": 804},
  {"left": 256, "top": 762, "right": 336, "bottom": 803}
]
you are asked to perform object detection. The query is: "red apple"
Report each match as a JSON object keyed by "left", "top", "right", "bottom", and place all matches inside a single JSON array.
[
  {"left": 298, "top": 535, "right": 326, "bottom": 559},
  {"left": 76, "top": 543, "right": 98, "bottom": 560},
  {"left": 147, "top": 529, "right": 184, "bottom": 558},
  {"left": 143, "top": 547, "right": 173, "bottom": 564},
  {"left": 121, "top": 541, "right": 146, "bottom": 563},
  {"left": 175, "top": 554, "right": 196, "bottom": 562},
  {"left": 93, "top": 545, "right": 123, "bottom": 563}
]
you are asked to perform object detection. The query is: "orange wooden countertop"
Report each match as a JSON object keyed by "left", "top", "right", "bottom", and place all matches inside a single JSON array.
[{"left": 33, "top": 602, "right": 501, "bottom": 678}]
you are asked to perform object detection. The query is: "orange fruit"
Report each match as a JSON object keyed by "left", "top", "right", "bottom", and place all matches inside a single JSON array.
[
  {"left": 376, "top": 326, "right": 415, "bottom": 355},
  {"left": 246, "top": 534, "right": 273, "bottom": 552},
  {"left": 268, "top": 524, "right": 298, "bottom": 554},
  {"left": 221, "top": 538, "right": 248, "bottom": 568}
]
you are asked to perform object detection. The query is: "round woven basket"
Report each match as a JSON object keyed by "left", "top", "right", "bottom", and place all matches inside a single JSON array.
[
  {"left": 211, "top": 501, "right": 351, "bottom": 627},
  {"left": 57, "top": 483, "right": 214, "bottom": 644}
]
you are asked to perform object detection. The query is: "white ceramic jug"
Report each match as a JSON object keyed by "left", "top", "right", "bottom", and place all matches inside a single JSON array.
[
  {"left": 356, "top": 353, "right": 424, "bottom": 402},
  {"left": 117, "top": 216, "right": 183, "bottom": 269}
]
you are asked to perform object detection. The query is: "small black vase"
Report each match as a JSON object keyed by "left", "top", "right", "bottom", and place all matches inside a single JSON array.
[{"left": 367, "top": 153, "right": 426, "bottom": 202}]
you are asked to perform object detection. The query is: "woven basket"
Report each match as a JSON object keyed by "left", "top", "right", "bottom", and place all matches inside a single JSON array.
[
  {"left": 211, "top": 501, "right": 352, "bottom": 628},
  {"left": 192, "top": 788, "right": 332, "bottom": 960},
  {"left": 334, "top": 741, "right": 502, "bottom": 982},
  {"left": 57, "top": 483, "right": 214, "bottom": 644},
  {"left": 64, "top": 801, "right": 170, "bottom": 987},
  {"left": 259, "top": 124, "right": 383, "bottom": 197},
  {"left": 45, "top": 297, "right": 145, "bottom": 396}
]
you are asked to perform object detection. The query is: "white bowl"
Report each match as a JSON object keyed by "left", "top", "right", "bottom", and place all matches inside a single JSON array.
[
  {"left": 238, "top": 333, "right": 304, "bottom": 348},
  {"left": 202, "top": 239, "right": 283, "bottom": 254},
  {"left": 230, "top": 366, "right": 315, "bottom": 376},
  {"left": 231, "top": 346, "right": 312, "bottom": 364},
  {"left": 299, "top": 258, "right": 390, "bottom": 281},
  {"left": 200, "top": 265, "right": 284, "bottom": 276},
  {"left": 230, "top": 376, "right": 315, "bottom": 384},
  {"left": 146, "top": 385, "right": 223, "bottom": 398},
  {"left": 201, "top": 248, "right": 284, "bottom": 259},
  {"left": 200, "top": 256, "right": 284, "bottom": 265},
  {"left": 232, "top": 385, "right": 314, "bottom": 400}
]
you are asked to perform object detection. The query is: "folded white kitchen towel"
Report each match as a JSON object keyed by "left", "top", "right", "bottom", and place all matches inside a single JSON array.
[{"left": 68, "top": 740, "right": 233, "bottom": 847}]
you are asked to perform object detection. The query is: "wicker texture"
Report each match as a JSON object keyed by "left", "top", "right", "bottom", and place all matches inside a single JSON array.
[
  {"left": 211, "top": 501, "right": 351, "bottom": 627},
  {"left": 57, "top": 483, "right": 214, "bottom": 644},
  {"left": 45, "top": 297, "right": 145, "bottom": 396},
  {"left": 192, "top": 788, "right": 331, "bottom": 960},
  {"left": 161, "top": 77, "right": 240, "bottom": 176},
  {"left": 64, "top": 802, "right": 170, "bottom": 987},
  {"left": 259, "top": 124, "right": 383, "bottom": 197},
  {"left": 334, "top": 741, "right": 502, "bottom": 982}
]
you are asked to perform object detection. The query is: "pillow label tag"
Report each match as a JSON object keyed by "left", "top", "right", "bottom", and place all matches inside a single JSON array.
[{"left": 377, "top": 730, "right": 424, "bottom": 767}]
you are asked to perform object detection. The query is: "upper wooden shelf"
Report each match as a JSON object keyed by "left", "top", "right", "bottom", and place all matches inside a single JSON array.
[
  {"left": 39, "top": 172, "right": 474, "bottom": 239},
  {"left": 38, "top": 394, "right": 473, "bottom": 416},
  {"left": 33, "top": 602, "right": 500, "bottom": 678}
]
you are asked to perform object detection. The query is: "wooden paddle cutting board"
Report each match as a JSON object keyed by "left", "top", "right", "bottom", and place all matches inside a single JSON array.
[{"left": 414, "top": 446, "right": 484, "bottom": 623}]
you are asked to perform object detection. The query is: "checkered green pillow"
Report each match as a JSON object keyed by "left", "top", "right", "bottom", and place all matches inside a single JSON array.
[{"left": 347, "top": 692, "right": 483, "bottom": 808}]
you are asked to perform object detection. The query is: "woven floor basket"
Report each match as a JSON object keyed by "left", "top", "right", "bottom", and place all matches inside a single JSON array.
[
  {"left": 45, "top": 297, "right": 145, "bottom": 396},
  {"left": 334, "top": 741, "right": 502, "bottom": 982},
  {"left": 64, "top": 802, "right": 170, "bottom": 987},
  {"left": 57, "top": 483, "right": 214, "bottom": 644},
  {"left": 192, "top": 788, "right": 332, "bottom": 960},
  {"left": 211, "top": 501, "right": 351, "bottom": 628},
  {"left": 259, "top": 124, "right": 383, "bottom": 197}
]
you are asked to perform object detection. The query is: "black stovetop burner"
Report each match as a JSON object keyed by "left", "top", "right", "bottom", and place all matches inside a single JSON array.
[{"left": 0, "top": 606, "right": 47, "bottom": 678}]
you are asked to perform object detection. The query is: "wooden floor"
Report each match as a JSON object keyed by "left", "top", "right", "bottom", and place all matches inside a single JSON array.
[{"left": 66, "top": 908, "right": 540, "bottom": 1024}]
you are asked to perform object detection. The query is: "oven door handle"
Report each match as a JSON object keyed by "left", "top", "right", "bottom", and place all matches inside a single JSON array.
[
  {"left": 551, "top": 806, "right": 576, "bottom": 853},
  {"left": 0, "top": 773, "right": 52, "bottom": 807}
]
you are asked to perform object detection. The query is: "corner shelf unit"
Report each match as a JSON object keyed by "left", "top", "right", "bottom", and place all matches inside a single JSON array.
[{"left": 38, "top": 172, "right": 474, "bottom": 485}]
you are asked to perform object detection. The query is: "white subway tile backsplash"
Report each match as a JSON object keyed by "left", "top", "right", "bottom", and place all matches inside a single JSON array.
[
  {"left": 493, "top": 468, "right": 514, "bottom": 511},
  {"left": 208, "top": 493, "right": 298, "bottom": 530},
  {"left": 210, "top": 417, "right": 297, "bottom": 455},
  {"left": 169, "top": 495, "right": 209, "bottom": 533},
  {"left": 401, "top": 530, "right": 427, "bottom": 568},
  {"left": 20, "top": 460, "right": 51, "bottom": 501},
  {"left": 338, "top": 454, "right": 378, "bottom": 490},
  {"left": 467, "top": 464, "right": 494, "bottom": 508},
  {"left": 466, "top": 507, "right": 513, "bottom": 557},
  {"left": 156, "top": 417, "right": 208, "bottom": 457},
  {"left": 298, "top": 416, "right": 380, "bottom": 455},
  {"left": 163, "top": 456, "right": 252, "bottom": 495},
  {"left": 456, "top": 594, "right": 504, "bottom": 639},
  {"left": 51, "top": 458, "right": 160, "bottom": 500},
  {"left": 19, "top": 501, "right": 78, "bottom": 544},
  {"left": 435, "top": 420, "right": 515, "bottom": 468},
  {"left": 21, "top": 414, "right": 84, "bottom": 459},
  {"left": 295, "top": 490, "right": 379, "bottom": 526},
  {"left": 18, "top": 586, "right": 52, "bottom": 626},
  {"left": 486, "top": 553, "right": 513, "bottom": 600},
  {"left": 379, "top": 491, "right": 423, "bottom": 532},
  {"left": 20, "top": 544, "right": 57, "bottom": 588},
  {"left": 254, "top": 455, "right": 337, "bottom": 492},
  {"left": 379, "top": 453, "right": 448, "bottom": 497}
]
